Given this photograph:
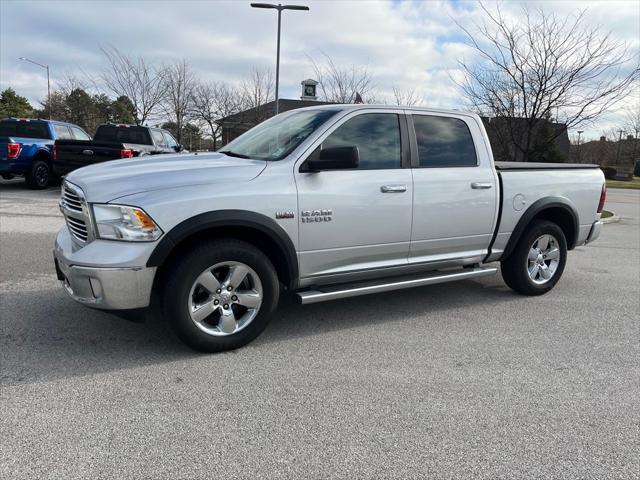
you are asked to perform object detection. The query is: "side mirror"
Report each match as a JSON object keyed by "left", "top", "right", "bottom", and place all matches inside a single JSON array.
[
  {"left": 302, "top": 146, "right": 359, "bottom": 172},
  {"left": 174, "top": 144, "right": 183, "bottom": 152}
]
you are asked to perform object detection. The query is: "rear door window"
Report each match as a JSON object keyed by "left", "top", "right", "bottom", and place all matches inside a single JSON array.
[
  {"left": 151, "top": 130, "right": 166, "bottom": 147},
  {"left": 412, "top": 115, "right": 477, "bottom": 167},
  {"left": 163, "top": 132, "right": 178, "bottom": 150},
  {"left": 70, "top": 126, "right": 91, "bottom": 141},
  {"left": 53, "top": 124, "right": 73, "bottom": 140},
  {"left": 0, "top": 121, "right": 52, "bottom": 139}
]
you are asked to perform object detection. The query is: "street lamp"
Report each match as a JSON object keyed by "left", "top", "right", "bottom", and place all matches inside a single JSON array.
[
  {"left": 19, "top": 57, "right": 51, "bottom": 119},
  {"left": 250, "top": 3, "right": 309, "bottom": 115},
  {"left": 577, "top": 130, "right": 584, "bottom": 162}
]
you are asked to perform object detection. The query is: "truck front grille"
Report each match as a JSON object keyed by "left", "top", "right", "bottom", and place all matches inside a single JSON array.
[{"left": 60, "top": 182, "right": 91, "bottom": 244}]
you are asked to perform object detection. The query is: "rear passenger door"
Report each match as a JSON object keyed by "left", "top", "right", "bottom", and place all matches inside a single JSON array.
[{"left": 408, "top": 113, "right": 497, "bottom": 266}]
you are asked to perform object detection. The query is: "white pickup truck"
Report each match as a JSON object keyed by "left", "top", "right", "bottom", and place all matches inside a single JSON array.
[{"left": 54, "top": 105, "right": 606, "bottom": 352}]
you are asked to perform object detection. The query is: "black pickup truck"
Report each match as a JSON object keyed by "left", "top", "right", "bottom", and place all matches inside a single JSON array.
[{"left": 54, "top": 124, "right": 184, "bottom": 176}]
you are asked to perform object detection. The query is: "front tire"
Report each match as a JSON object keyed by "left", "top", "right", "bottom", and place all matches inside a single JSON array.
[
  {"left": 25, "top": 160, "right": 50, "bottom": 189},
  {"left": 501, "top": 220, "right": 567, "bottom": 296},
  {"left": 163, "top": 239, "right": 279, "bottom": 352}
]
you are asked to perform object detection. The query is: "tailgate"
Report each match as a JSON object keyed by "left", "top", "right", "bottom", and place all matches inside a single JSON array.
[{"left": 55, "top": 139, "right": 123, "bottom": 162}]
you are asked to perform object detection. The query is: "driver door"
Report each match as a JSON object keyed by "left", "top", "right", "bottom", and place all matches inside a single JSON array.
[{"left": 295, "top": 110, "right": 413, "bottom": 282}]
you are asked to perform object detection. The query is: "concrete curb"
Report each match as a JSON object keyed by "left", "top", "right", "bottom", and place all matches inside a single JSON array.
[{"left": 601, "top": 211, "right": 621, "bottom": 224}]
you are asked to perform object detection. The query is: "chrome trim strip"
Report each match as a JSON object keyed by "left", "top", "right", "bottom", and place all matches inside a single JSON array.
[{"left": 296, "top": 267, "right": 498, "bottom": 304}]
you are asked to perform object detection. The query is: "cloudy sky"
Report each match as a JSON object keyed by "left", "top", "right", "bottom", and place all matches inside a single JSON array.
[{"left": 1, "top": 0, "right": 638, "bottom": 139}]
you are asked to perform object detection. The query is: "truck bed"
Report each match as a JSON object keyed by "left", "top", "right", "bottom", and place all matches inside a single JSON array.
[{"left": 495, "top": 161, "right": 600, "bottom": 171}]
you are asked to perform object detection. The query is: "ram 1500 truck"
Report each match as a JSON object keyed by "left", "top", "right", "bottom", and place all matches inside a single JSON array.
[
  {"left": 0, "top": 118, "right": 91, "bottom": 188},
  {"left": 54, "top": 124, "right": 183, "bottom": 176},
  {"left": 54, "top": 105, "right": 606, "bottom": 352}
]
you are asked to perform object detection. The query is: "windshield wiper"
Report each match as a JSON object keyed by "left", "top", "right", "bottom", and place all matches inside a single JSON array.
[{"left": 219, "top": 150, "right": 251, "bottom": 159}]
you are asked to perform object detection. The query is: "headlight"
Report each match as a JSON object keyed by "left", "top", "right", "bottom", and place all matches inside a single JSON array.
[{"left": 92, "top": 204, "right": 163, "bottom": 241}]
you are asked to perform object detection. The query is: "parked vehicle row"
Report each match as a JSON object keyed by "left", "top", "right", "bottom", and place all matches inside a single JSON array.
[
  {"left": 54, "top": 124, "right": 183, "bottom": 176},
  {"left": 0, "top": 118, "right": 183, "bottom": 188},
  {"left": 53, "top": 105, "right": 606, "bottom": 353}
]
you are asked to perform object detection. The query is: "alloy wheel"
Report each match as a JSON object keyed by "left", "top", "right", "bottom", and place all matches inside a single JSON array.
[{"left": 187, "top": 261, "right": 263, "bottom": 336}]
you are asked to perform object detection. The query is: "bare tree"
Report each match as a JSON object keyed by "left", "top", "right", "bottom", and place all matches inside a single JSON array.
[
  {"left": 455, "top": 3, "right": 639, "bottom": 162},
  {"left": 623, "top": 102, "right": 640, "bottom": 139},
  {"left": 310, "top": 52, "right": 375, "bottom": 103},
  {"left": 100, "top": 46, "right": 167, "bottom": 125},
  {"left": 239, "top": 68, "right": 274, "bottom": 122},
  {"left": 392, "top": 85, "right": 423, "bottom": 106},
  {"left": 191, "top": 81, "right": 243, "bottom": 150},
  {"left": 163, "top": 59, "right": 195, "bottom": 143}
]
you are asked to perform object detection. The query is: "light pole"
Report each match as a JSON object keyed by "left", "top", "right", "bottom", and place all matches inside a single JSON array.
[
  {"left": 577, "top": 130, "right": 584, "bottom": 162},
  {"left": 19, "top": 57, "right": 51, "bottom": 119},
  {"left": 250, "top": 3, "right": 309, "bottom": 115}
]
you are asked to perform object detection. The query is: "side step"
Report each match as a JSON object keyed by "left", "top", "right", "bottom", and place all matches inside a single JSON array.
[{"left": 296, "top": 266, "right": 498, "bottom": 305}]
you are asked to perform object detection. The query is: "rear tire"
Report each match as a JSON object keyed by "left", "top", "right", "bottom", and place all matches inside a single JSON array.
[
  {"left": 25, "top": 160, "right": 50, "bottom": 189},
  {"left": 163, "top": 239, "right": 279, "bottom": 352},
  {"left": 501, "top": 220, "right": 567, "bottom": 296}
]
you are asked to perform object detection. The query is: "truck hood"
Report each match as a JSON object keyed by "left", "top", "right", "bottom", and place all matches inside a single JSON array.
[{"left": 64, "top": 152, "right": 267, "bottom": 203}]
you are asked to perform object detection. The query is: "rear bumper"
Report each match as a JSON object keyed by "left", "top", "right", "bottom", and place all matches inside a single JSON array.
[
  {"left": 585, "top": 220, "right": 603, "bottom": 244},
  {"left": 0, "top": 161, "right": 27, "bottom": 174},
  {"left": 54, "top": 227, "right": 157, "bottom": 310}
]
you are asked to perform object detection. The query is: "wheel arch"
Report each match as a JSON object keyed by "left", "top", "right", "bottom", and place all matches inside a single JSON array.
[
  {"left": 34, "top": 147, "right": 53, "bottom": 164},
  {"left": 147, "top": 210, "right": 299, "bottom": 290},
  {"left": 501, "top": 197, "right": 579, "bottom": 260}
]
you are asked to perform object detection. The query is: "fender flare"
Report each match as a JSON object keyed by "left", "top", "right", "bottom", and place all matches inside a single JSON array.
[
  {"left": 501, "top": 197, "right": 579, "bottom": 260},
  {"left": 146, "top": 210, "right": 298, "bottom": 289}
]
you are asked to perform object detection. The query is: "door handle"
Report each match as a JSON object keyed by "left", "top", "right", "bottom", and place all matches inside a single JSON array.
[
  {"left": 380, "top": 185, "right": 407, "bottom": 193},
  {"left": 471, "top": 182, "right": 493, "bottom": 189}
]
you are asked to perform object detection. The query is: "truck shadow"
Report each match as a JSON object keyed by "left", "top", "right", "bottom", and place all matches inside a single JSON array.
[{"left": 1, "top": 276, "right": 519, "bottom": 387}]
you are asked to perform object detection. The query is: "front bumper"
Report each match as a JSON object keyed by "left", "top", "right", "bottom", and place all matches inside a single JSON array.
[
  {"left": 54, "top": 227, "right": 157, "bottom": 310},
  {"left": 585, "top": 220, "right": 603, "bottom": 244}
]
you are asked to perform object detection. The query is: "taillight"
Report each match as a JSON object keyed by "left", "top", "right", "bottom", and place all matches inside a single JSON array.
[
  {"left": 597, "top": 183, "right": 606, "bottom": 214},
  {"left": 7, "top": 143, "right": 21, "bottom": 159},
  {"left": 53, "top": 145, "right": 57, "bottom": 161},
  {"left": 120, "top": 148, "right": 133, "bottom": 158}
]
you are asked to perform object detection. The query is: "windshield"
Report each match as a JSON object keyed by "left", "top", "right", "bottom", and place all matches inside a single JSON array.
[{"left": 220, "top": 109, "right": 339, "bottom": 161}]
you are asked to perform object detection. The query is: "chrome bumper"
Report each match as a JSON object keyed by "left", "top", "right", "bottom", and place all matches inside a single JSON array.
[
  {"left": 585, "top": 220, "right": 603, "bottom": 244},
  {"left": 54, "top": 227, "right": 157, "bottom": 310}
]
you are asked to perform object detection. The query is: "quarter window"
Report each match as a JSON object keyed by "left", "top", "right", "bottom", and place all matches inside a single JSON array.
[
  {"left": 412, "top": 115, "right": 477, "bottom": 167},
  {"left": 322, "top": 113, "right": 401, "bottom": 170}
]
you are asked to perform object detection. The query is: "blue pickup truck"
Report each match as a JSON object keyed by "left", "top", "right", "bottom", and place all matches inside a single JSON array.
[{"left": 0, "top": 118, "right": 91, "bottom": 189}]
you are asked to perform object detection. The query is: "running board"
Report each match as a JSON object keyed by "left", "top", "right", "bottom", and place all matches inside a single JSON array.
[{"left": 296, "top": 267, "right": 498, "bottom": 305}]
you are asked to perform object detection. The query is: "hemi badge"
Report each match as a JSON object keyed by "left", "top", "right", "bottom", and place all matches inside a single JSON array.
[{"left": 275, "top": 211, "right": 295, "bottom": 219}]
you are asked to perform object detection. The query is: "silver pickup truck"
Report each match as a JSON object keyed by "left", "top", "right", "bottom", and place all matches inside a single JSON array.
[{"left": 54, "top": 105, "right": 606, "bottom": 352}]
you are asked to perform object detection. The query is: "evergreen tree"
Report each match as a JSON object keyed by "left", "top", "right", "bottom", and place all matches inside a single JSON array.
[{"left": 0, "top": 88, "right": 36, "bottom": 118}]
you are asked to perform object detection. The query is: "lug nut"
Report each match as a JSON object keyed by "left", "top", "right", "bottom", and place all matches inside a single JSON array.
[
  {"left": 232, "top": 295, "right": 238, "bottom": 301},
  {"left": 223, "top": 304, "right": 229, "bottom": 309},
  {"left": 216, "top": 288, "right": 221, "bottom": 294},
  {"left": 214, "top": 299, "right": 219, "bottom": 305},
  {"left": 227, "top": 286, "right": 233, "bottom": 291}
]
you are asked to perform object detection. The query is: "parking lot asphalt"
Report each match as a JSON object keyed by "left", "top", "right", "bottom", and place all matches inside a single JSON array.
[{"left": 1, "top": 179, "right": 638, "bottom": 479}]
